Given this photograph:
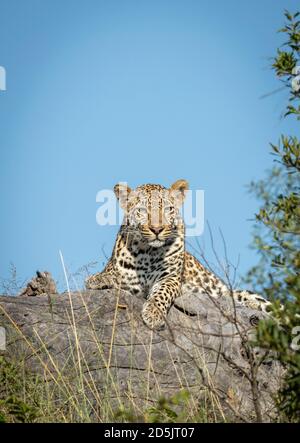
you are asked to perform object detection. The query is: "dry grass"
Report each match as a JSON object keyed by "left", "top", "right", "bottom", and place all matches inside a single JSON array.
[{"left": 0, "top": 255, "right": 227, "bottom": 423}]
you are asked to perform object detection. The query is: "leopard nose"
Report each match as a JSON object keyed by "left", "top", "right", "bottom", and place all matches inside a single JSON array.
[{"left": 149, "top": 226, "right": 164, "bottom": 235}]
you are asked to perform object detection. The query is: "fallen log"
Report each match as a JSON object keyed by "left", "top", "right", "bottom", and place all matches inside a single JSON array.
[{"left": 0, "top": 283, "right": 283, "bottom": 422}]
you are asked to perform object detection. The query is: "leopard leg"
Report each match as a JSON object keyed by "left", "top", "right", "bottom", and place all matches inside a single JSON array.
[
  {"left": 85, "top": 272, "right": 115, "bottom": 290},
  {"left": 85, "top": 259, "right": 116, "bottom": 290},
  {"left": 142, "top": 278, "right": 181, "bottom": 330},
  {"left": 232, "top": 290, "right": 273, "bottom": 313},
  {"left": 184, "top": 253, "right": 274, "bottom": 314}
]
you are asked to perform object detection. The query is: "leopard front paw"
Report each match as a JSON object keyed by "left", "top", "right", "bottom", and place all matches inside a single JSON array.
[
  {"left": 85, "top": 273, "right": 114, "bottom": 290},
  {"left": 142, "top": 301, "right": 166, "bottom": 330}
]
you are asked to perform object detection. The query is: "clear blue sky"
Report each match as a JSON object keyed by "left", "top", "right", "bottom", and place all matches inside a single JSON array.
[{"left": 0, "top": 0, "right": 298, "bottom": 291}]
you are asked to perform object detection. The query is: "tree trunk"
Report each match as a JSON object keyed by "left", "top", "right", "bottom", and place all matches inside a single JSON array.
[{"left": 0, "top": 288, "right": 283, "bottom": 422}]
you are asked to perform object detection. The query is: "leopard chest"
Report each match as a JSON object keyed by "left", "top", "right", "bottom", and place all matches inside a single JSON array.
[{"left": 114, "top": 242, "right": 184, "bottom": 290}]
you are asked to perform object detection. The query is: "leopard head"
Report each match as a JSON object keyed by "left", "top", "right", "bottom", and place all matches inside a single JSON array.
[{"left": 114, "top": 180, "right": 189, "bottom": 247}]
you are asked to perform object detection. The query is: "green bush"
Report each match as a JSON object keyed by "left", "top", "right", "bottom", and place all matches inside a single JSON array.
[
  {"left": 245, "top": 10, "right": 300, "bottom": 423},
  {"left": 0, "top": 356, "right": 40, "bottom": 423}
]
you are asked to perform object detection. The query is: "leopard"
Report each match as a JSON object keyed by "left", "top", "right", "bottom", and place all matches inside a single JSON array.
[{"left": 86, "top": 179, "right": 272, "bottom": 330}]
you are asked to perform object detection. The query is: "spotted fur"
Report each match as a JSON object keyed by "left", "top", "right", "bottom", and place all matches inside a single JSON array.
[{"left": 86, "top": 180, "right": 272, "bottom": 329}]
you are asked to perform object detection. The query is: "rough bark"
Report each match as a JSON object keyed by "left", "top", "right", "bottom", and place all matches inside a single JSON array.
[{"left": 0, "top": 285, "right": 283, "bottom": 422}]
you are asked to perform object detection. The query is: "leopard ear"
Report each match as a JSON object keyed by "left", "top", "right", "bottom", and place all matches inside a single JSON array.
[
  {"left": 170, "top": 179, "right": 189, "bottom": 205},
  {"left": 114, "top": 182, "right": 132, "bottom": 209}
]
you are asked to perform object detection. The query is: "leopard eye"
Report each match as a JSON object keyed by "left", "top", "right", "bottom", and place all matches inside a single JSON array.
[
  {"left": 164, "top": 206, "right": 174, "bottom": 216},
  {"left": 135, "top": 207, "right": 147, "bottom": 219}
]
